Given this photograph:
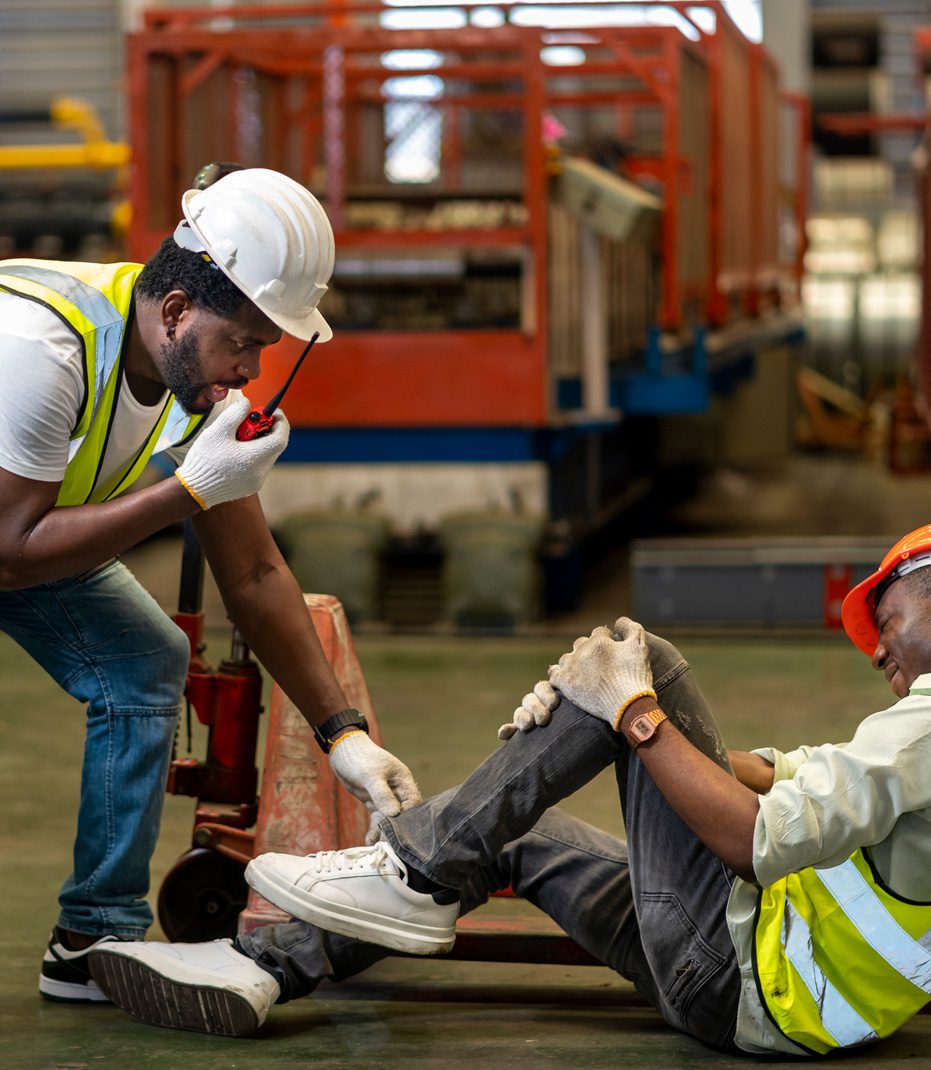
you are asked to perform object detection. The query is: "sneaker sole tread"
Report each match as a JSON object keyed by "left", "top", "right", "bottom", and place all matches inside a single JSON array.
[{"left": 88, "top": 952, "right": 260, "bottom": 1037}]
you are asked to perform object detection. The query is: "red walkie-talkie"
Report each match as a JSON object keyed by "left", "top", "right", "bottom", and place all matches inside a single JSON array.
[{"left": 236, "top": 330, "right": 320, "bottom": 441}]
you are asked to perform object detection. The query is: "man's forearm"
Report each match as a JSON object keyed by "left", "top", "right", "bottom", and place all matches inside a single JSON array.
[
  {"left": 0, "top": 477, "right": 200, "bottom": 589},
  {"left": 218, "top": 558, "right": 349, "bottom": 728},
  {"left": 624, "top": 698, "right": 760, "bottom": 882},
  {"left": 196, "top": 497, "right": 352, "bottom": 729},
  {"left": 728, "top": 750, "right": 775, "bottom": 793}
]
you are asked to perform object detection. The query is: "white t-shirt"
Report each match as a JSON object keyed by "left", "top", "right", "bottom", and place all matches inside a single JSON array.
[
  {"left": 0, "top": 291, "right": 236, "bottom": 490},
  {"left": 728, "top": 676, "right": 931, "bottom": 1054}
]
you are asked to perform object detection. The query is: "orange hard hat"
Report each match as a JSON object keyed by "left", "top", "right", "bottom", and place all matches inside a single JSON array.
[{"left": 842, "top": 524, "right": 931, "bottom": 655}]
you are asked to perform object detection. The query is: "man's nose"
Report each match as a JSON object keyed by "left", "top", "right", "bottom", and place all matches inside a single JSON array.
[
  {"left": 871, "top": 643, "right": 887, "bottom": 671},
  {"left": 236, "top": 355, "right": 261, "bottom": 380}
]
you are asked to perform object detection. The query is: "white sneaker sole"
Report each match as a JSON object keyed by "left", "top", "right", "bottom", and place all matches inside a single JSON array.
[
  {"left": 246, "top": 861, "right": 456, "bottom": 956},
  {"left": 38, "top": 974, "right": 110, "bottom": 1003},
  {"left": 88, "top": 951, "right": 260, "bottom": 1037}
]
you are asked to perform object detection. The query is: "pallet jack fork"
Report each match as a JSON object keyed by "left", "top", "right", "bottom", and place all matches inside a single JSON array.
[{"left": 159, "top": 519, "right": 598, "bottom": 965}]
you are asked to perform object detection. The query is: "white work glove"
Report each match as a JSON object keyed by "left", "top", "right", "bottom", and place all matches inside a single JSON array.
[
  {"left": 364, "top": 810, "right": 385, "bottom": 847},
  {"left": 329, "top": 730, "right": 423, "bottom": 818},
  {"left": 547, "top": 617, "right": 655, "bottom": 731},
  {"left": 497, "top": 679, "right": 560, "bottom": 740},
  {"left": 175, "top": 395, "right": 290, "bottom": 510}
]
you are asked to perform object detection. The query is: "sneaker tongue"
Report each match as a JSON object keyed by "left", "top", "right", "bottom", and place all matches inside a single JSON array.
[{"left": 370, "top": 841, "right": 408, "bottom": 881}]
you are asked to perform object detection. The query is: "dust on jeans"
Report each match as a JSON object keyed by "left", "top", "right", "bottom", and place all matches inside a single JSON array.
[{"left": 669, "top": 709, "right": 730, "bottom": 766}]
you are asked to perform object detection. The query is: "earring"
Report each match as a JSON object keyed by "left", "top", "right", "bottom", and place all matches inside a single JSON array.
[{"left": 166, "top": 325, "right": 176, "bottom": 340}]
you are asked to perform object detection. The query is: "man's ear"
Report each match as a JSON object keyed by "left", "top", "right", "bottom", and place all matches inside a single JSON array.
[{"left": 161, "top": 289, "right": 193, "bottom": 335}]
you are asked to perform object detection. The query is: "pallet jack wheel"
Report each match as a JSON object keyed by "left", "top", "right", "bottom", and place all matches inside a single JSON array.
[{"left": 157, "top": 847, "right": 249, "bottom": 942}]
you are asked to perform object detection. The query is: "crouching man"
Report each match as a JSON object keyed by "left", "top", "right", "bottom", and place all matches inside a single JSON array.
[{"left": 88, "top": 525, "right": 931, "bottom": 1056}]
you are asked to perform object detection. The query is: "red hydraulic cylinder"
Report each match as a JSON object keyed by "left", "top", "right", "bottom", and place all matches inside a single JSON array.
[{"left": 167, "top": 624, "right": 262, "bottom": 807}]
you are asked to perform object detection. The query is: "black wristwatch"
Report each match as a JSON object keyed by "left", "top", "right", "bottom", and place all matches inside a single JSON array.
[{"left": 312, "top": 708, "right": 370, "bottom": 754}]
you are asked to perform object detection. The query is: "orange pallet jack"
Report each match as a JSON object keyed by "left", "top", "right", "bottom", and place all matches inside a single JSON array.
[{"left": 159, "top": 520, "right": 598, "bottom": 965}]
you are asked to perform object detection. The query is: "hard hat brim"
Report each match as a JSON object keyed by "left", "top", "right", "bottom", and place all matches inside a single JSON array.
[
  {"left": 267, "top": 304, "right": 333, "bottom": 343},
  {"left": 840, "top": 572, "right": 880, "bottom": 656}
]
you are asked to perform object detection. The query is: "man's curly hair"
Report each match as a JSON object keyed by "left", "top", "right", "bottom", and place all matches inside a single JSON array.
[{"left": 135, "top": 235, "right": 248, "bottom": 319}]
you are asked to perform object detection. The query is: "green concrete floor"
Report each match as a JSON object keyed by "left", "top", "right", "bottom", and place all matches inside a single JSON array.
[
  {"left": 3, "top": 620, "right": 931, "bottom": 1067},
  {"left": 4, "top": 453, "right": 931, "bottom": 1067}
]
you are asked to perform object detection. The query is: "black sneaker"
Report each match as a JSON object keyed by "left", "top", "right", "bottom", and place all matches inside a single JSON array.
[{"left": 39, "top": 927, "right": 120, "bottom": 1003}]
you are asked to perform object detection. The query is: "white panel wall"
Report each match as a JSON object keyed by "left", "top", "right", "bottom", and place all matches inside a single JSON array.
[{"left": 0, "top": 1, "right": 124, "bottom": 140}]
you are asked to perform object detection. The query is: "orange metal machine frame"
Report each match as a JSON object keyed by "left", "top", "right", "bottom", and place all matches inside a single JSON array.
[{"left": 127, "top": 1, "right": 808, "bottom": 430}]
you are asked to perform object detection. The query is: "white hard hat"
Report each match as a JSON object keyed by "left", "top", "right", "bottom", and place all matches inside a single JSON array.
[{"left": 173, "top": 167, "right": 335, "bottom": 342}]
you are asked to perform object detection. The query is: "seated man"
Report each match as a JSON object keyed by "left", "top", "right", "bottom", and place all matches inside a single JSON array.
[{"left": 89, "top": 525, "right": 931, "bottom": 1056}]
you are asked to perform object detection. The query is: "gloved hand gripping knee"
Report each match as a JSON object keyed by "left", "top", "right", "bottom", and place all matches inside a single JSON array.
[
  {"left": 497, "top": 679, "right": 561, "bottom": 740},
  {"left": 497, "top": 617, "right": 656, "bottom": 739},
  {"left": 547, "top": 617, "right": 656, "bottom": 731}
]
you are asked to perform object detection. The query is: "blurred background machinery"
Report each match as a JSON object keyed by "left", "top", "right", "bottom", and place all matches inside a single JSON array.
[
  {"left": 11, "top": 0, "right": 931, "bottom": 632},
  {"left": 117, "top": 1, "right": 808, "bottom": 627},
  {"left": 0, "top": 3, "right": 129, "bottom": 259},
  {"left": 0, "top": 96, "right": 129, "bottom": 259}
]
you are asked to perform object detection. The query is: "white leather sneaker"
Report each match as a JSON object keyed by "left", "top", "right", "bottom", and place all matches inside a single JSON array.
[
  {"left": 246, "top": 841, "right": 459, "bottom": 955},
  {"left": 88, "top": 939, "right": 280, "bottom": 1036}
]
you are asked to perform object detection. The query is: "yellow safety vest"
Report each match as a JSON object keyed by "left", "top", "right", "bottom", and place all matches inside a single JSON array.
[
  {"left": 754, "top": 847, "right": 931, "bottom": 1055},
  {"left": 0, "top": 259, "right": 204, "bottom": 505}
]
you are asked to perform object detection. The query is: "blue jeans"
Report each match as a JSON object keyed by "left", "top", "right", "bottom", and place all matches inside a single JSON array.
[
  {"left": 0, "top": 559, "right": 189, "bottom": 937},
  {"left": 241, "top": 634, "right": 742, "bottom": 1053}
]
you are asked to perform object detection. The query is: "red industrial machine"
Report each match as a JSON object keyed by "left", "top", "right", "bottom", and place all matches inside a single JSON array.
[
  {"left": 127, "top": 1, "right": 809, "bottom": 428},
  {"left": 158, "top": 521, "right": 264, "bottom": 941},
  {"left": 159, "top": 520, "right": 378, "bottom": 941}
]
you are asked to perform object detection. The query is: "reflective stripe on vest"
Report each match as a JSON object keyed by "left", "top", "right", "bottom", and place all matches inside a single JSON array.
[
  {"left": 0, "top": 259, "right": 204, "bottom": 505},
  {"left": 754, "top": 848, "right": 931, "bottom": 1055}
]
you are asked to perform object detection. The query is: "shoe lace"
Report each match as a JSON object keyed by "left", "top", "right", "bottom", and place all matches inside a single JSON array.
[{"left": 310, "top": 843, "right": 402, "bottom": 878}]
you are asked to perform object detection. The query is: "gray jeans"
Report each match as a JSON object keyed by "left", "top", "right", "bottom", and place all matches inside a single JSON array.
[{"left": 239, "top": 634, "right": 742, "bottom": 1052}]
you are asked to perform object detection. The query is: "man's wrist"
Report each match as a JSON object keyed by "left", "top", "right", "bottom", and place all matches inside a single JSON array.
[
  {"left": 312, "top": 708, "right": 369, "bottom": 754},
  {"left": 618, "top": 696, "right": 667, "bottom": 748},
  {"left": 612, "top": 689, "right": 658, "bottom": 731},
  {"left": 329, "top": 728, "right": 367, "bottom": 752}
]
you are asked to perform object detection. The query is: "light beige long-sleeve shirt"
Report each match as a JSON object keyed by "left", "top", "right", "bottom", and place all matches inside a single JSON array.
[{"left": 726, "top": 673, "right": 931, "bottom": 1055}]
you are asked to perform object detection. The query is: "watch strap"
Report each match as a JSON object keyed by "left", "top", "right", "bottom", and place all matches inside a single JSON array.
[
  {"left": 623, "top": 707, "right": 667, "bottom": 749},
  {"left": 313, "top": 708, "right": 369, "bottom": 754},
  {"left": 612, "top": 688, "right": 658, "bottom": 731}
]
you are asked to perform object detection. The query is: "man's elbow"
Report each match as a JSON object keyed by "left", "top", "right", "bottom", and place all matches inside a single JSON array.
[
  {"left": 0, "top": 544, "right": 36, "bottom": 590},
  {"left": 712, "top": 824, "right": 758, "bottom": 884},
  {"left": 218, "top": 555, "right": 295, "bottom": 608},
  {"left": 732, "top": 860, "right": 758, "bottom": 884}
]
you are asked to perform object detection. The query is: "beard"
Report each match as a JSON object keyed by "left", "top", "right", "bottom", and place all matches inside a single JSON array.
[{"left": 159, "top": 330, "right": 210, "bottom": 414}]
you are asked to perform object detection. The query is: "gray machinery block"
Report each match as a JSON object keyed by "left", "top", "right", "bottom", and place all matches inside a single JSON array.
[{"left": 632, "top": 536, "right": 891, "bottom": 630}]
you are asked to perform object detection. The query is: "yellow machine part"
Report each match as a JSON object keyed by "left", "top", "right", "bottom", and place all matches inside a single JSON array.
[{"left": 0, "top": 97, "right": 130, "bottom": 170}]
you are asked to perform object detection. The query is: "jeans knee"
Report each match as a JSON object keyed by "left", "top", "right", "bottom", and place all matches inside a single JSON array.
[
  {"left": 646, "top": 632, "right": 687, "bottom": 686},
  {"left": 164, "top": 621, "right": 191, "bottom": 686},
  {"left": 149, "top": 620, "right": 191, "bottom": 698},
  {"left": 108, "top": 616, "right": 190, "bottom": 712}
]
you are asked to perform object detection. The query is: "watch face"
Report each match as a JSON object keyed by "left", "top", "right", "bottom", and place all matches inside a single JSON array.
[
  {"left": 629, "top": 713, "right": 656, "bottom": 743},
  {"left": 626, "top": 709, "right": 665, "bottom": 746}
]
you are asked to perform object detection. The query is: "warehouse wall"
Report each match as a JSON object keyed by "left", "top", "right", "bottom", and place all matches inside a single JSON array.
[{"left": 0, "top": 1, "right": 123, "bottom": 141}]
